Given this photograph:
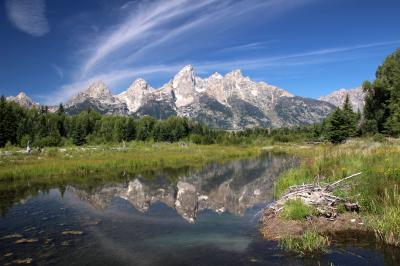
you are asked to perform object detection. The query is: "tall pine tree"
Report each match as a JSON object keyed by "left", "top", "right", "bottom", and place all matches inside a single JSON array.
[{"left": 363, "top": 48, "right": 400, "bottom": 136}]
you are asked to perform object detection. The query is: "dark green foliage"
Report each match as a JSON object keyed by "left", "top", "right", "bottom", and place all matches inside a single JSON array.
[
  {"left": 326, "top": 108, "right": 348, "bottom": 144},
  {"left": 136, "top": 116, "right": 156, "bottom": 141},
  {"left": 362, "top": 48, "right": 400, "bottom": 136},
  {"left": 72, "top": 123, "right": 86, "bottom": 146},
  {"left": 0, "top": 96, "right": 22, "bottom": 147}
]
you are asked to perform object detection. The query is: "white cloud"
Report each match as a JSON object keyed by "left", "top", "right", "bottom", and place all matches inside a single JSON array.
[
  {"left": 5, "top": 0, "right": 49, "bottom": 37},
  {"left": 80, "top": 0, "right": 313, "bottom": 76}
]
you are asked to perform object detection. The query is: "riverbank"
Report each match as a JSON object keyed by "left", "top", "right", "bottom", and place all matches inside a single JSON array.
[
  {"left": 260, "top": 138, "right": 400, "bottom": 254},
  {"left": 0, "top": 142, "right": 260, "bottom": 180}
]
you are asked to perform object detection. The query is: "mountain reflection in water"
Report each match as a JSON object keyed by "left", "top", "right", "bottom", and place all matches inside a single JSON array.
[
  {"left": 1, "top": 153, "right": 398, "bottom": 266},
  {"left": 69, "top": 153, "right": 297, "bottom": 222}
]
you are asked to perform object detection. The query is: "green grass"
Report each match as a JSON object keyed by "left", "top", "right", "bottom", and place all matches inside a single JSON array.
[
  {"left": 279, "top": 230, "right": 330, "bottom": 255},
  {"left": 0, "top": 142, "right": 260, "bottom": 180},
  {"left": 280, "top": 199, "right": 316, "bottom": 221},
  {"left": 366, "top": 185, "right": 400, "bottom": 246},
  {"left": 271, "top": 138, "right": 400, "bottom": 246}
]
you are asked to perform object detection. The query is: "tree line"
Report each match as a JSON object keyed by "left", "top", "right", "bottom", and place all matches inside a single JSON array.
[{"left": 0, "top": 100, "right": 218, "bottom": 148}]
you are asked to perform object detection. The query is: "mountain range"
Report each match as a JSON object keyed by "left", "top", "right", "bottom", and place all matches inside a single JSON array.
[{"left": 5, "top": 65, "right": 364, "bottom": 129}]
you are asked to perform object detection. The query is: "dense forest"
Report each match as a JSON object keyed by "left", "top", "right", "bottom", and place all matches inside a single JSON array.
[{"left": 0, "top": 49, "right": 399, "bottom": 148}]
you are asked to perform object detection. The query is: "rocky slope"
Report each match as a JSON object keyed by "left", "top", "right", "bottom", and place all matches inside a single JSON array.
[
  {"left": 6, "top": 66, "right": 338, "bottom": 129},
  {"left": 65, "top": 81, "right": 128, "bottom": 115},
  {"left": 319, "top": 87, "right": 365, "bottom": 112}
]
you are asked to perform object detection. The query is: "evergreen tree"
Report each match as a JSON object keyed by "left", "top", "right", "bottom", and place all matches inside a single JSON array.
[
  {"left": 72, "top": 123, "right": 86, "bottom": 146},
  {"left": 327, "top": 108, "right": 348, "bottom": 144},
  {"left": 136, "top": 116, "right": 156, "bottom": 141},
  {"left": 342, "top": 94, "right": 357, "bottom": 137}
]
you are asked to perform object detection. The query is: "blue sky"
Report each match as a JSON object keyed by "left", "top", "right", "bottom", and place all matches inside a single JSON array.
[{"left": 1, "top": 0, "right": 399, "bottom": 104}]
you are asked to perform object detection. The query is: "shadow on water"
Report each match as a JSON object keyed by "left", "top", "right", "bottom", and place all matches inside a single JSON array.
[{"left": 0, "top": 153, "right": 399, "bottom": 265}]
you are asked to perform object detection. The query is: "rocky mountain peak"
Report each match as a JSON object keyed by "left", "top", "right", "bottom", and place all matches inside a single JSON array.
[
  {"left": 172, "top": 65, "right": 197, "bottom": 107},
  {"left": 6, "top": 91, "right": 37, "bottom": 108},
  {"left": 225, "top": 69, "right": 244, "bottom": 79},
  {"left": 16, "top": 91, "right": 28, "bottom": 99},
  {"left": 172, "top": 65, "right": 195, "bottom": 88},
  {"left": 319, "top": 86, "right": 365, "bottom": 111},
  {"left": 116, "top": 78, "right": 153, "bottom": 113},
  {"left": 208, "top": 72, "right": 223, "bottom": 81},
  {"left": 127, "top": 78, "right": 150, "bottom": 93},
  {"left": 83, "top": 81, "right": 113, "bottom": 99}
]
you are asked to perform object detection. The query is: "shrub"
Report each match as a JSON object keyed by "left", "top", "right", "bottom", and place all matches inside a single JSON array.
[
  {"left": 372, "top": 133, "right": 387, "bottom": 143},
  {"left": 281, "top": 199, "right": 315, "bottom": 221}
]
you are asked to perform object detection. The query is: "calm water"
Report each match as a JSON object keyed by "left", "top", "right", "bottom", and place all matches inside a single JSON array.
[{"left": 0, "top": 153, "right": 398, "bottom": 265}]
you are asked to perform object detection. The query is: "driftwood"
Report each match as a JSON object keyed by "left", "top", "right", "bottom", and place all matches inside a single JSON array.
[{"left": 266, "top": 172, "right": 362, "bottom": 219}]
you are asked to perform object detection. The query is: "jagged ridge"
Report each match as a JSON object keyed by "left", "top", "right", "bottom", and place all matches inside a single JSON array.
[{"left": 6, "top": 66, "right": 338, "bottom": 129}]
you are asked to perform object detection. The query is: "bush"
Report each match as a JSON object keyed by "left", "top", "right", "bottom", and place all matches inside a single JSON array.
[
  {"left": 190, "top": 134, "right": 203, "bottom": 144},
  {"left": 372, "top": 133, "right": 387, "bottom": 143},
  {"left": 279, "top": 230, "right": 330, "bottom": 255},
  {"left": 281, "top": 199, "right": 315, "bottom": 220},
  {"left": 19, "top": 135, "right": 31, "bottom": 148}
]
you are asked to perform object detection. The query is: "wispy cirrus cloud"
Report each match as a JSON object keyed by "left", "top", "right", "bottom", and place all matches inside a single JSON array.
[
  {"left": 50, "top": 64, "right": 64, "bottom": 80},
  {"left": 80, "top": 0, "right": 314, "bottom": 76},
  {"left": 45, "top": 0, "right": 400, "bottom": 105},
  {"left": 5, "top": 0, "right": 49, "bottom": 37}
]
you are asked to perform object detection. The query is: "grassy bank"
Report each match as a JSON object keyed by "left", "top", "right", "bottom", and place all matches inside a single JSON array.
[
  {"left": 0, "top": 142, "right": 260, "bottom": 180},
  {"left": 265, "top": 138, "right": 400, "bottom": 252}
]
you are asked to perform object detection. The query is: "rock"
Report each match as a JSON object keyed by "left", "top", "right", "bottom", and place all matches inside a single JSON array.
[{"left": 344, "top": 202, "right": 360, "bottom": 212}]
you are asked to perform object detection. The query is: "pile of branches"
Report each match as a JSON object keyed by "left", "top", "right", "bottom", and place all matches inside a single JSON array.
[{"left": 266, "top": 172, "right": 362, "bottom": 219}]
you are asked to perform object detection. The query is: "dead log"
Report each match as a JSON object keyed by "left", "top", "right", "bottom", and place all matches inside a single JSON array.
[
  {"left": 324, "top": 172, "right": 362, "bottom": 192},
  {"left": 264, "top": 172, "right": 362, "bottom": 219}
]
